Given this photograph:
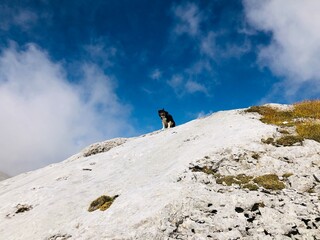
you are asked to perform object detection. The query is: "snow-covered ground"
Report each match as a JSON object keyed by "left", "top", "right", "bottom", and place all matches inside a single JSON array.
[
  {"left": 0, "top": 171, "right": 10, "bottom": 181},
  {"left": 0, "top": 108, "right": 319, "bottom": 240}
]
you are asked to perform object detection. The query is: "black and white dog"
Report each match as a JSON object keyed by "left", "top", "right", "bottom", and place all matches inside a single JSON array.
[{"left": 158, "top": 109, "right": 176, "bottom": 130}]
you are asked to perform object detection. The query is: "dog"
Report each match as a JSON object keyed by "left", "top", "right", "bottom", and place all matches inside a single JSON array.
[{"left": 158, "top": 109, "right": 176, "bottom": 130}]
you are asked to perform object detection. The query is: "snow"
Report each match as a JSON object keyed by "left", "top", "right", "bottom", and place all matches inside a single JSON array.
[
  {"left": 0, "top": 171, "right": 10, "bottom": 181},
  {"left": 0, "top": 108, "right": 319, "bottom": 240},
  {"left": 263, "top": 103, "right": 294, "bottom": 111}
]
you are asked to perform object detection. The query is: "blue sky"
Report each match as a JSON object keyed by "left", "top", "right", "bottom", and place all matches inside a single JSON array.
[{"left": 1, "top": 0, "right": 320, "bottom": 175}]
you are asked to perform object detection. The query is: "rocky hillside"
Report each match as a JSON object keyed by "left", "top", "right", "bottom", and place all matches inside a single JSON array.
[{"left": 0, "top": 105, "right": 319, "bottom": 240}]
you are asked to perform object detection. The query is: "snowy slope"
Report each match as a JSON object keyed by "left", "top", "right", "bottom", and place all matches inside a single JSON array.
[
  {"left": 0, "top": 108, "right": 319, "bottom": 240},
  {"left": 0, "top": 171, "right": 10, "bottom": 181}
]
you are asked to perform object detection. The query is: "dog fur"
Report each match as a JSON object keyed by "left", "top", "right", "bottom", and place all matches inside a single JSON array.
[{"left": 158, "top": 109, "right": 175, "bottom": 130}]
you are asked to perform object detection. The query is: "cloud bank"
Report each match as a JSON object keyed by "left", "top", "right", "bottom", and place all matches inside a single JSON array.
[
  {"left": 0, "top": 43, "right": 133, "bottom": 175},
  {"left": 244, "top": 0, "right": 320, "bottom": 98},
  {"left": 168, "top": 2, "right": 211, "bottom": 96},
  {"left": 173, "top": 2, "right": 203, "bottom": 37}
]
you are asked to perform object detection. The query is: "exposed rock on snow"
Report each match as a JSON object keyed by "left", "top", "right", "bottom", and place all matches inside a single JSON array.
[
  {"left": 81, "top": 138, "right": 127, "bottom": 157},
  {"left": 46, "top": 233, "right": 72, "bottom": 240},
  {"left": 171, "top": 145, "right": 320, "bottom": 239},
  {"left": 0, "top": 108, "right": 319, "bottom": 240}
]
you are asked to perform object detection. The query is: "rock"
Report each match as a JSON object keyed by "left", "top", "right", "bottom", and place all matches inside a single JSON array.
[
  {"left": 313, "top": 174, "right": 320, "bottom": 183},
  {"left": 82, "top": 138, "right": 127, "bottom": 157},
  {"left": 289, "top": 176, "right": 314, "bottom": 193}
]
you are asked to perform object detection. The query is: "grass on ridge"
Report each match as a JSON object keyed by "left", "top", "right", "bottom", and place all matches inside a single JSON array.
[
  {"left": 245, "top": 106, "right": 294, "bottom": 126},
  {"left": 296, "top": 122, "right": 320, "bottom": 143},
  {"left": 246, "top": 100, "right": 320, "bottom": 143},
  {"left": 294, "top": 100, "right": 320, "bottom": 119}
]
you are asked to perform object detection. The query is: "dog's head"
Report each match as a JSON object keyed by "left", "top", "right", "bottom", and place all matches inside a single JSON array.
[{"left": 158, "top": 109, "right": 168, "bottom": 120}]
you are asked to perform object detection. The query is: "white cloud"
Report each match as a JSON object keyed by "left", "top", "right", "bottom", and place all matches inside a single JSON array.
[
  {"left": 0, "top": 43, "right": 134, "bottom": 175},
  {"left": 150, "top": 69, "right": 162, "bottom": 80},
  {"left": 167, "top": 74, "right": 208, "bottom": 96},
  {"left": 0, "top": 6, "right": 38, "bottom": 30},
  {"left": 14, "top": 10, "right": 38, "bottom": 29},
  {"left": 83, "top": 39, "right": 119, "bottom": 68},
  {"left": 186, "top": 60, "right": 212, "bottom": 76},
  {"left": 172, "top": 2, "right": 202, "bottom": 37},
  {"left": 185, "top": 80, "right": 208, "bottom": 95},
  {"left": 167, "top": 74, "right": 184, "bottom": 96},
  {"left": 167, "top": 74, "right": 183, "bottom": 89},
  {"left": 200, "top": 31, "right": 251, "bottom": 61},
  {"left": 169, "top": 2, "right": 211, "bottom": 97},
  {"left": 200, "top": 31, "right": 217, "bottom": 58},
  {"left": 244, "top": 0, "right": 320, "bottom": 98}
]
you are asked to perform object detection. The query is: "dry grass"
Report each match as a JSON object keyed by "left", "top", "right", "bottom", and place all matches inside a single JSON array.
[
  {"left": 275, "top": 135, "right": 304, "bottom": 146},
  {"left": 88, "top": 195, "right": 119, "bottom": 212},
  {"left": 246, "top": 100, "right": 320, "bottom": 143},
  {"left": 214, "top": 173, "right": 285, "bottom": 191},
  {"left": 192, "top": 165, "right": 287, "bottom": 191},
  {"left": 215, "top": 174, "right": 253, "bottom": 186},
  {"left": 253, "top": 174, "right": 285, "bottom": 190},
  {"left": 242, "top": 183, "right": 259, "bottom": 191},
  {"left": 246, "top": 106, "right": 294, "bottom": 126},
  {"left": 296, "top": 122, "right": 320, "bottom": 142},
  {"left": 294, "top": 100, "right": 320, "bottom": 119}
]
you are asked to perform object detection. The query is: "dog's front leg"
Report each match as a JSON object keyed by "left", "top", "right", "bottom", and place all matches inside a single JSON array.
[
  {"left": 162, "top": 122, "right": 165, "bottom": 130},
  {"left": 168, "top": 121, "right": 172, "bottom": 129}
]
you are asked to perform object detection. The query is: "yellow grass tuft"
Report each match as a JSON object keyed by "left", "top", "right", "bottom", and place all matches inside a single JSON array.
[
  {"left": 88, "top": 195, "right": 119, "bottom": 212},
  {"left": 253, "top": 174, "right": 285, "bottom": 190},
  {"left": 296, "top": 122, "right": 320, "bottom": 142},
  {"left": 245, "top": 106, "right": 294, "bottom": 125},
  {"left": 275, "top": 135, "right": 303, "bottom": 146},
  {"left": 293, "top": 100, "right": 320, "bottom": 119},
  {"left": 214, "top": 173, "right": 285, "bottom": 191},
  {"left": 246, "top": 100, "right": 320, "bottom": 143}
]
